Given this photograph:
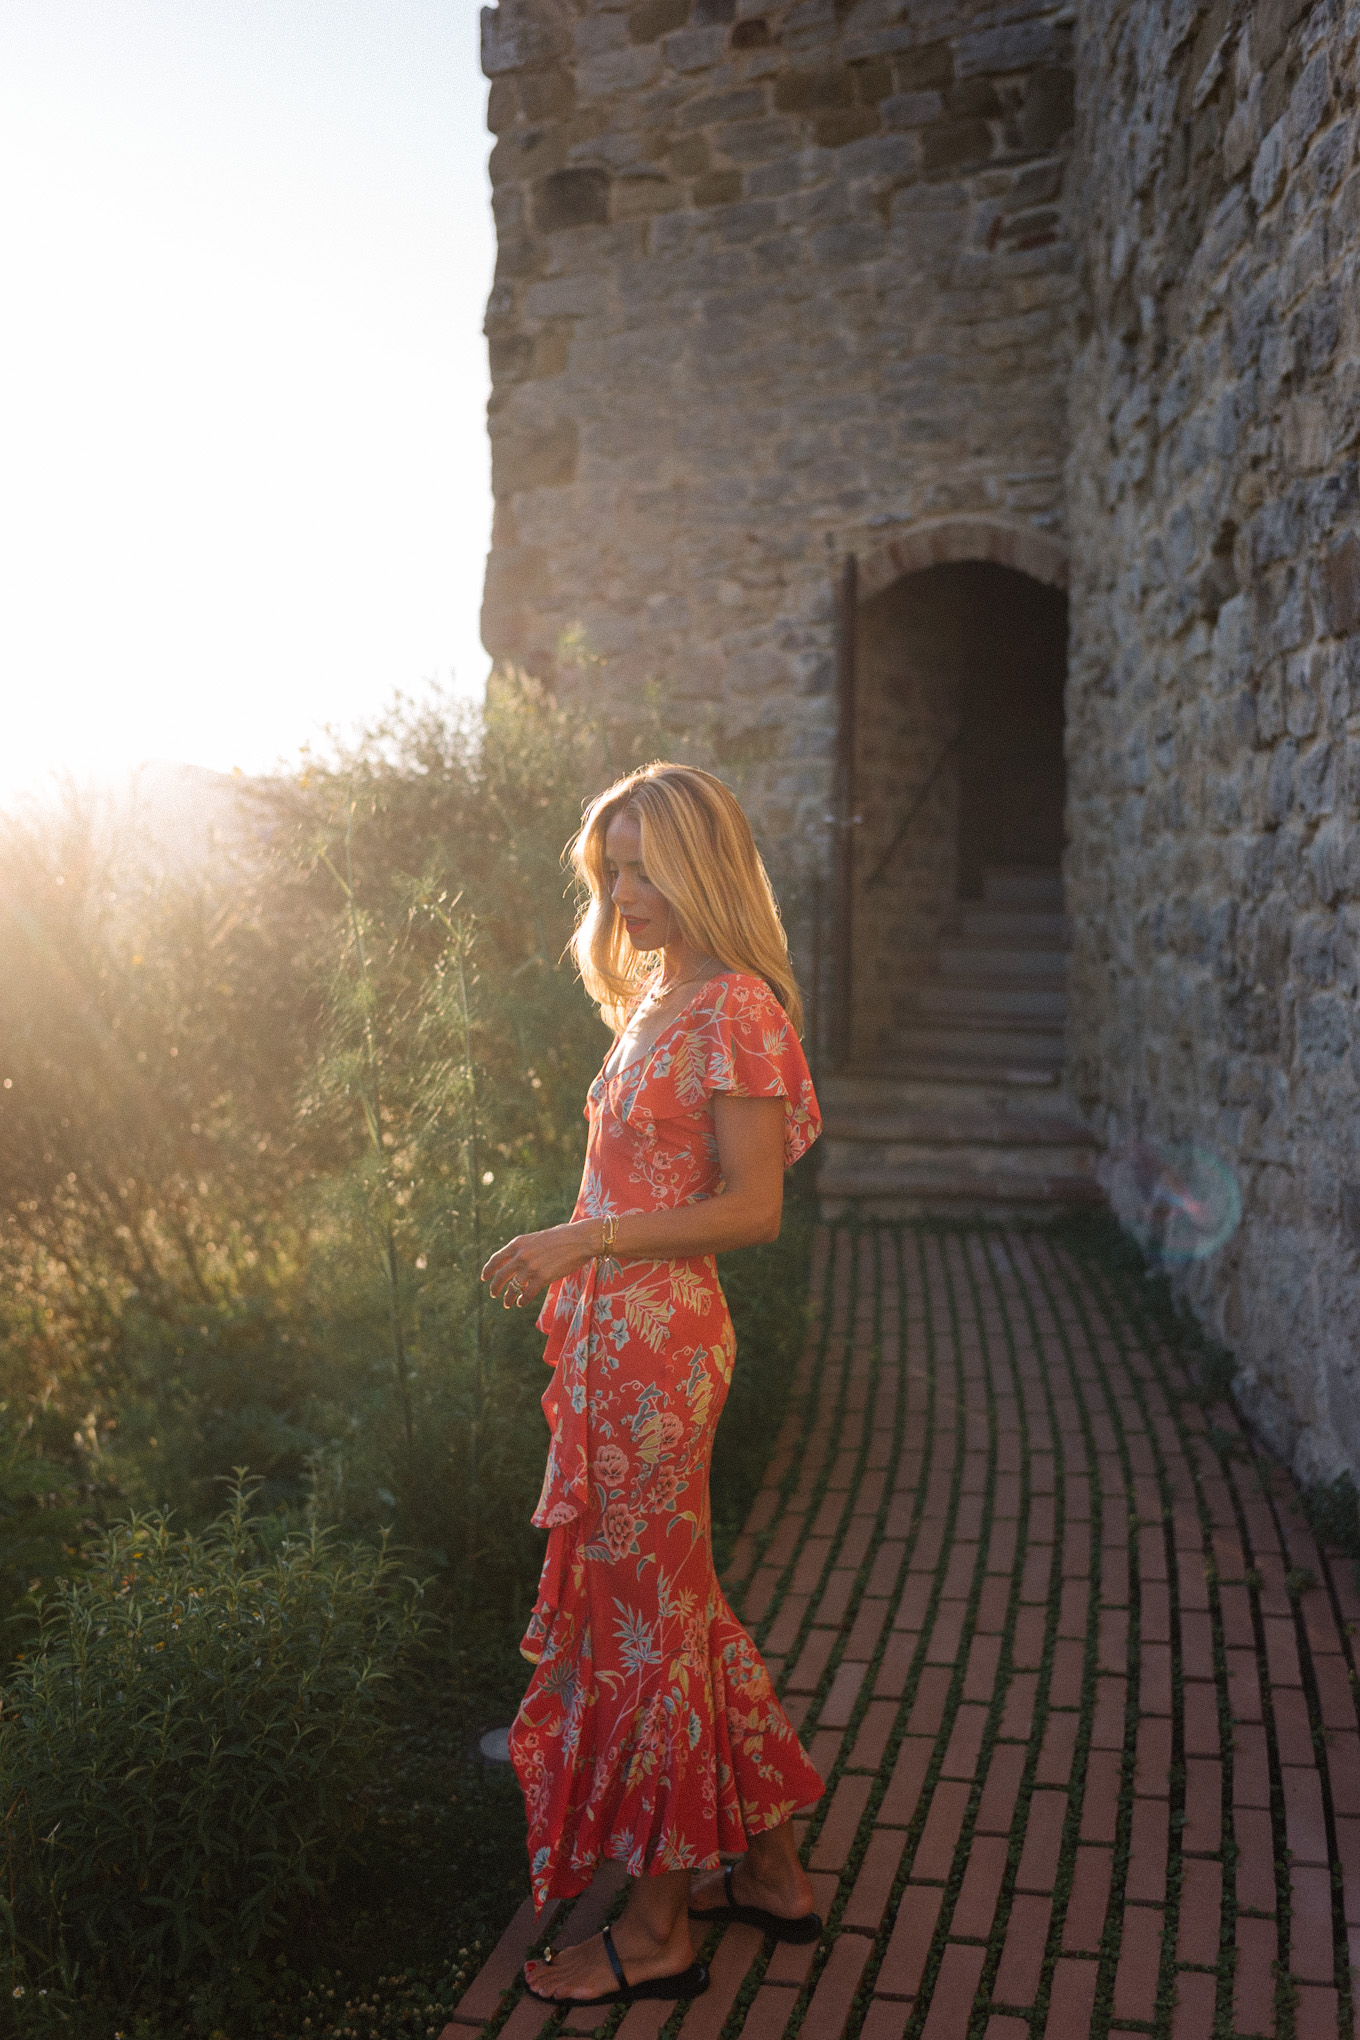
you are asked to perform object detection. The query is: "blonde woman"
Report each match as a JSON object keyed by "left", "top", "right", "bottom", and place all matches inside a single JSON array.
[{"left": 482, "top": 763, "right": 825, "bottom": 2008}]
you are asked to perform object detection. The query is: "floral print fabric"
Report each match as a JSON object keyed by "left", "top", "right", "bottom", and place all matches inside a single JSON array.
[{"left": 508, "top": 972, "right": 826, "bottom": 1909}]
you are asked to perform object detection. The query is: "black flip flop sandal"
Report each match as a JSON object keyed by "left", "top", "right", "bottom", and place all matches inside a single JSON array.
[
  {"left": 688, "top": 1863, "right": 823, "bottom": 1944},
  {"left": 526, "top": 1922, "right": 710, "bottom": 2008}
]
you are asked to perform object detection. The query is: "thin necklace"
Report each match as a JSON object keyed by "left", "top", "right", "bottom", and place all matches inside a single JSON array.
[{"left": 646, "top": 957, "right": 721, "bottom": 1004}]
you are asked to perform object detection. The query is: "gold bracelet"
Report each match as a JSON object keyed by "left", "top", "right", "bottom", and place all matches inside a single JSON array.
[{"left": 598, "top": 1214, "right": 619, "bottom": 1258}]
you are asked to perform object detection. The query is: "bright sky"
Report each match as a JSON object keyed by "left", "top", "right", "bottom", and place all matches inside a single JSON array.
[{"left": 0, "top": 0, "right": 493, "bottom": 799}]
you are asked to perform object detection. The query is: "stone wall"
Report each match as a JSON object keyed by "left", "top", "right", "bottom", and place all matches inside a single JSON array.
[
  {"left": 1065, "top": 0, "right": 1360, "bottom": 1480},
  {"left": 479, "top": 0, "right": 1080, "bottom": 876}
]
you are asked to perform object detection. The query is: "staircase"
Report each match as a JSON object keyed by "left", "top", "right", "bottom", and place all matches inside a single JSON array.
[{"left": 819, "top": 867, "right": 1102, "bottom": 1217}]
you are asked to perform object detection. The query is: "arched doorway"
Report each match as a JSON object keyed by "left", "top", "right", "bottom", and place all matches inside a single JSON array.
[{"left": 849, "top": 553, "right": 1070, "bottom": 1075}]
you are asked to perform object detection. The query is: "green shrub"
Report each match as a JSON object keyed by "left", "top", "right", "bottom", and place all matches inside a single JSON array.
[
  {"left": 0, "top": 1484, "right": 424, "bottom": 2015},
  {"left": 1303, "top": 1470, "right": 1360, "bottom": 1560}
]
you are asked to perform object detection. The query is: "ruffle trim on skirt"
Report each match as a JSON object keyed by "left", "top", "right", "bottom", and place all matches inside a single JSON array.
[{"left": 509, "top": 1524, "right": 825, "bottom": 1910}]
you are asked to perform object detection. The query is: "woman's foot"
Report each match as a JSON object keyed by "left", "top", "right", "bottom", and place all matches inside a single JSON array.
[
  {"left": 524, "top": 1912, "right": 696, "bottom": 2002},
  {"left": 690, "top": 1828, "right": 816, "bottom": 1922}
]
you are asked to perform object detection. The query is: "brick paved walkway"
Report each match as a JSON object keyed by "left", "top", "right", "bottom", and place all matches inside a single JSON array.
[{"left": 444, "top": 1224, "right": 1360, "bottom": 2040}]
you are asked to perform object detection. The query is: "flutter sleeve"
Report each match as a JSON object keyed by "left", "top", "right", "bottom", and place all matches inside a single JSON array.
[{"left": 700, "top": 974, "right": 821, "bottom": 1168}]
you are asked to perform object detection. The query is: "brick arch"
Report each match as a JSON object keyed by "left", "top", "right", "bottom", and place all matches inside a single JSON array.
[{"left": 856, "top": 515, "right": 1069, "bottom": 603}]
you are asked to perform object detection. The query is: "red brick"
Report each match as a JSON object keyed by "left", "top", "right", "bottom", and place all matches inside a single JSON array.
[
  {"left": 1061, "top": 1845, "right": 1112, "bottom": 1953},
  {"left": 867, "top": 1541, "right": 907, "bottom": 1597},
  {"left": 878, "top": 1737, "right": 933, "bottom": 1826},
  {"left": 920, "top": 1943, "right": 985, "bottom": 2040},
  {"left": 1312, "top": 1654, "right": 1356, "bottom": 1733},
  {"left": 1141, "top": 1640, "right": 1173, "bottom": 1714},
  {"left": 1012, "top": 1606, "right": 1047, "bottom": 1669},
  {"left": 1289, "top": 1865, "right": 1335, "bottom": 1983},
  {"left": 1178, "top": 1609, "right": 1214, "bottom": 1682},
  {"left": 1235, "top": 1807, "right": 1279, "bottom": 1914},
  {"left": 1042, "top": 1958, "right": 1098, "bottom": 2039},
  {"left": 490, "top": 1997, "right": 557, "bottom": 2040},
  {"left": 1127, "top": 1797, "right": 1169, "bottom": 1904},
  {"left": 1016, "top": 1791, "right": 1067, "bottom": 1894},
  {"left": 987, "top": 1517, "right": 1018, "bottom": 1573},
  {"left": 1263, "top": 1615, "right": 1303, "bottom": 1689},
  {"left": 877, "top": 1885, "right": 944, "bottom": 1997},
  {"left": 1090, "top": 1676, "right": 1126, "bottom": 1749},
  {"left": 1226, "top": 1647, "right": 1263, "bottom": 1724},
  {"left": 1037, "top": 1710, "right": 1080, "bottom": 1787},
  {"left": 926, "top": 1600, "right": 967, "bottom": 1666},
  {"left": 1294, "top": 1985, "right": 1340, "bottom": 2040},
  {"left": 858, "top": 2001, "right": 909, "bottom": 2040},
  {"left": 1234, "top": 1916, "right": 1278, "bottom": 2037},
  {"left": 1136, "top": 1715, "right": 1173, "bottom": 1796},
  {"left": 1283, "top": 1766, "right": 1330, "bottom": 1866},
  {"left": 874, "top": 1632, "right": 919, "bottom": 1700},
  {"left": 1057, "top": 1579, "right": 1087, "bottom": 1639},
  {"left": 744, "top": 1568, "right": 781, "bottom": 1623},
  {"left": 1063, "top": 1520, "right": 1092, "bottom": 1577},
  {"left": 799, "top": 1928, "right": 869, "bottom": 2040},
  {"left": 893, "top": 1574, "right": 933, "bottom": 1632},
  {"left": 942, "top": 1543, "right": 980, "bottom": 1600},
  {"left": 810, "top": 1774, "right": 873, "bottom": 1872},
  {"left": 984, "top": 2020, "right": 1029, "bottom": 2040},
  {"left": 1177, "top": 1857, "right": 1223, "bottom": 1966},
  {"left": 1336, "top": 1817, "right": 1360, "bottom": 1925},
  {"left": 807, "top": 1730, "right": 841, "bottom": 1781},
  {"left": 848, "top": 1699, "right": 898, "bottom": 1771},
  {"left": 1102, "top": 1548, "right": 1131, "bottom": 1607},
  {"left": 907, "top": 1666, "right": 953, "bottom": 1737},
  {"left": 951, "top": 1834, "right": 1009, "bottom": 1941},
  {"left": 1183, "top": 1680, "right": 1220, "bottom": 1759},
  {"left": 614, "top": 1997, "right": 672, "bottom": 2040},
  {"left": 844, "top": 1829, "right": 906, "bottom": 1932},
  {"left": 977, "top": 1745, "right": 1026, "bottom": 1836},
  {"left": 820, "top": 1660, "right": 868, "bottom": 1729},
  {"left": 764, "top": 1593, "right": 813, "bottom": 1657},
  {"left": 1049, "top": 1640, "right": 1085, "bottom": 1709},
  {"left": 941, "top": 1704, "right": 988, "bottom": 1781},
  {"left": 787, "top": 1628, "right": 836, "bottom": 1693},
  {"left": 1113, "top": 1905, "right": 1164, "bottom": 2024},
  {"left": 1170, "top": 1970, "right": 1218, "bottom": 2040},
  {"left": 1182, "top": 1758, "right": 1222, "bottom": 1855},
  {"left": 1328, "top": 1732, "right": 1360, "bottom": 1815},
  {"left": 839, "top": 1516, "right": 875, "bottom": 1571},
  {"left": 993, "top": 1894, "right": 1051, "bottom": 2008},
  {"left": 1273, "top": 1687, "right": 1315, "bottom": 1769},
  {"left": 1141, "top": 1579, "right": 1172, "bottom": 1643},
  {"left": 912, "top": 1782, "right": 970, "bottom": 1882},
  {"left": 963, "top": 1632, "right": 1002, "bottom": 1701},
  {"left": 1233, "top": 1723, "right": 1271, "bottom": 1808},
  {"left": 999, "top": 1672, "right": 1038, "bottom": 1741},
  {"left": 975, "top": 1577, "right": 1011, "bottom": 1633},
  {"left": 737, "top": 1984, "right": 804, "bottom": 2040},
  {"left": 1080, "top": 1749, "right": 1121, "bottom": 1845},
  {"left": 1098, "top": 1607, "right": 1129, "bottom": 1676},
  {"left": 792, "top": 1537, "right": 834, "bottom": 1594},
  {"left": 669, "top": 1923, "right": 764, "bottom": 2040}
]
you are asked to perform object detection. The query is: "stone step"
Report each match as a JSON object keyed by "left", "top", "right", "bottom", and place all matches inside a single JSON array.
[
  {"left": 937, "top": 943, "right": 1069, "bottom": 979},
  {"left": 886, "top": 1024, "right": 1066, "bottom": 1074},
  {"left": 819, "top": 1071, "right": 1081, "bottom": 1117},
  {"left": 819, "top": 1143, "right": 1102, "bottom": 1211},
  {"left": 957, "top": 908, "right": 1070, "bottom": 945},
  {"left": 908, "top": 981, "right": 1069, "bottom": 1025},
  {"left": 822, "top": 1103, "right": 1095, "bottom": 1148},
  {"left": 981, "top": 867, "right": 1064, "bottom": 909}
]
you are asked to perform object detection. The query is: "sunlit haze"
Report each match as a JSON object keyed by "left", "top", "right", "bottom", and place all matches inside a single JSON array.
[{"left": 0, "top": 0, "right": 493, "bottom": 799}]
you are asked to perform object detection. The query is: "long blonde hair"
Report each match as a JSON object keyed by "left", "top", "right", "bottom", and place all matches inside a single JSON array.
[{"left": 568, "top": 762, "right": 804, "bottom": 1036}]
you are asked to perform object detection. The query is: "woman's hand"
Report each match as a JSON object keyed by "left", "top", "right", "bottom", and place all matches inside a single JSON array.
[{"left": 481, "top": 1221, "right": 594, "bottom": 1309}]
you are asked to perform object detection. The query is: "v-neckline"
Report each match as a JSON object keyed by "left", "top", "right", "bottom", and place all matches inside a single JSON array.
[{"left": 601, "top": 973, "right": 731, "bottom": 1086}]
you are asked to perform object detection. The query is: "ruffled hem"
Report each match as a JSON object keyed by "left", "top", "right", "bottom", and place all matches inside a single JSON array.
[{"left": 510, "top": 1527, "right": 824, "bottom": 1909}]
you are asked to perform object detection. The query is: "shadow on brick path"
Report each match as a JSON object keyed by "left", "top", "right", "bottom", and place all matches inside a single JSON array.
[{"left": 441, "top": 1223, "right": 1360, "bottom": 2040}]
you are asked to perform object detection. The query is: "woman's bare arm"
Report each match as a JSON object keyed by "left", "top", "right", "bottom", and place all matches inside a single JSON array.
[{"left": 481, "top": 1094, "right": 786, "bottom": 1304}]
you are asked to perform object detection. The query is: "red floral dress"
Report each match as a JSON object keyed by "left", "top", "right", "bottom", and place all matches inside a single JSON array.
[{"left": 508, "top": 972, "right": 826, "bottom": 1909}]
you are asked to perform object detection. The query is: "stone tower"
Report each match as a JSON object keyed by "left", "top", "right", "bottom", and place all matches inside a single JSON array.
[{"left": 479, "top": 0, "right": 1360, "bottom": 1489}]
